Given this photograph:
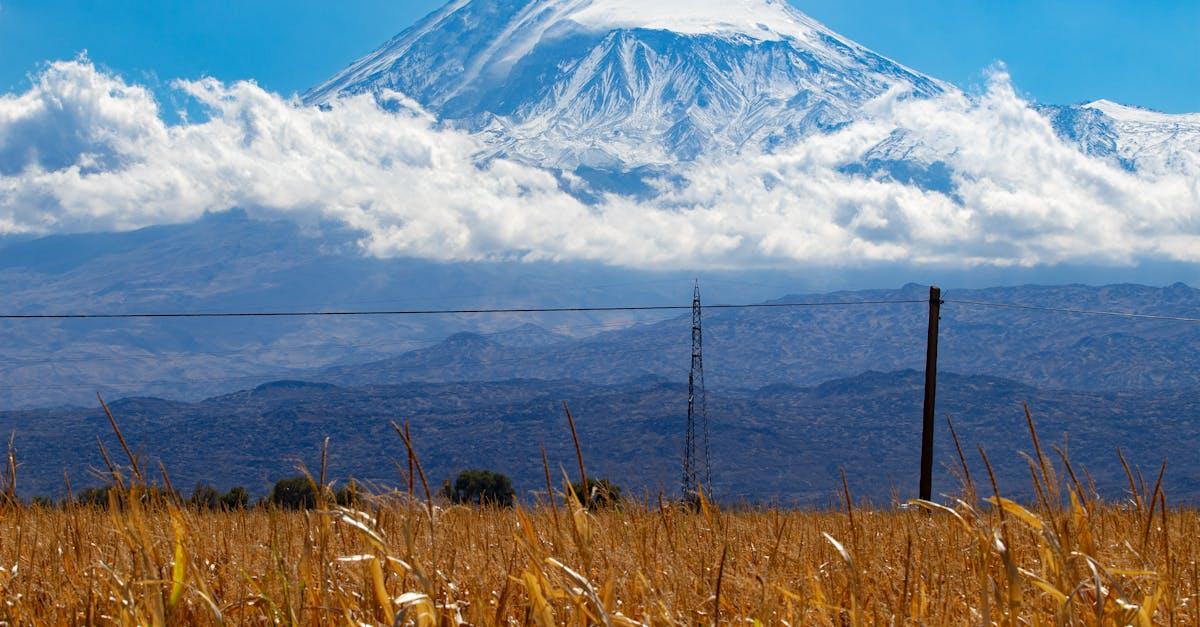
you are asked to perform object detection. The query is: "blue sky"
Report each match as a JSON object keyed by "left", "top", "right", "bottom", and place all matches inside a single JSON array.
[{"left": 0, "top": 0, "right": 1197, "bottom": 112}]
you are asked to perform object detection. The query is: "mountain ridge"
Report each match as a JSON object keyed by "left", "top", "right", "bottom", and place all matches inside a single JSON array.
[
  {"left": 5, "top": 369, "right": 1199, "bottom": 503},
  {"left": 314, "top": 282, "right": 1200, "bottom": 394}
]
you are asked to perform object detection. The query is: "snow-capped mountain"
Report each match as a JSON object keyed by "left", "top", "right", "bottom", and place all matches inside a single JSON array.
[
  {"left": 307, "top": 0, "right": 1197, "bottom": 182},
  {"left": 305, "top": 0, "right": 945, "bottom": 171},
  {"left": 1044, "top": 100, "right": 1200, "bottom": 174}
]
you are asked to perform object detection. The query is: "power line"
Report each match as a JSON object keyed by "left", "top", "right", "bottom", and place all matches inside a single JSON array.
[
  {"left": 0, "top": 299, "right": 926, "bottom": 321},
  {"left": 945, "top": 299, "right": 1200, "bottom": 324},
  {"left": 0, "top": 343, "right": 684, "bottom": 394},
  {"left": 0, "top": 314, "right": 683, "bottom": 368},
  {"left": 5, "top": 296, "right": 1193, "bottom": 323}
]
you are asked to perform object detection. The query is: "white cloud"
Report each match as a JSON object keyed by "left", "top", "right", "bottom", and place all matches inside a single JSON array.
[{"left": 0, "top": 59, "right": 1198, "bottom": 269}]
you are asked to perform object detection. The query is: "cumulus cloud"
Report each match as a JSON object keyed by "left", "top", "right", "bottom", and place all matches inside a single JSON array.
[{"left": 0, "top": 58, "right": 1197, "bottom": 269}]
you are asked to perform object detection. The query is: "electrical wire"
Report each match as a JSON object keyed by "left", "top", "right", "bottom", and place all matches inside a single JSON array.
[
  {"left": 945, "top": 299, "right": 1200, "bottom": 324},
  {"left": 0, "top": 343, "right": 682, "bottom": 394},
  {"left": 0, "top": 299, "right": 926, "bottom": 320},
  {"left": 0, "top": 314, "right": 684, "bottom": 368}
]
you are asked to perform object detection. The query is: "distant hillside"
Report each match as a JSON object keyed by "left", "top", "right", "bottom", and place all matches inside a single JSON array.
[
  {"left": 3, "top": 371, "right": 1196, "bottom": 504},
  {"left": 321, "top": 283, "right": 1200, "bottom": 392},
  {"left": 0, "top": 211, "right": 802, "bottom": 408},
  {"left": 1, "top": 207, "right": 1196, "bottom": 409}
]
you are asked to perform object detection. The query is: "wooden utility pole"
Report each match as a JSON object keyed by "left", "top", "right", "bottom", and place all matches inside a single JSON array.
[{"left": 919, "top": 285, "right": 942, "bottom": 501}]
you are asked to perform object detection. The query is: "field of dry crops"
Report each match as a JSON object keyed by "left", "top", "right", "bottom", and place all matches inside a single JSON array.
[
  {"left": 0, "top": 496, "right": 1196, "bottom": 625},
  {"left": 0, "top": 476, "right": 1197, "bottom": 624},
  {"left": 0, "top": 412, "right": 1198, "bottom": 625}
]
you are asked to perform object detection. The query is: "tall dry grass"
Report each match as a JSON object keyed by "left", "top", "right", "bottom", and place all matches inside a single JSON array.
[{"left": 0, "top": 409, "right": 1196, "bottom": 625}]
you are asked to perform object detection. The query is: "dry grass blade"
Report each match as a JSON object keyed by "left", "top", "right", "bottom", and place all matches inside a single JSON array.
[
  {"left": 563, "top": 401, "right": 589, "bottom": 499},
  {"left": 840, "top": 467, "right": 857, "bottom": 548},
  {"left": 540, "top": 442, "right": 561, "bottom": 541},
  {"left": 1141, "top": 459, "right": 1167, "bottom": 551},
  {"left": 1, "top": 433, "right": 16, "bottom": 508},
  {"left": 713, "top": 543, "right": 728, "bottom": 626},
  {"left": 1118, "top": 447, "right": 1143, "bottom": 513},
  {"left": 548, "top": 557, "right": 613, "bottom": 627},
  {"left": 945, "top": 414, "right": 975, "bottom": 499},
  {"left": 986, "top": 497, "right": 1045, "bottom": 531},
  {"left": 823, "top": 532, "right": 863, "bottom": 627},
  {"left": 392, "top": 421, "right": 434, "bottom": 517},
  {"left": 97, "top": 393, "right": 144, "bottom": 484}
]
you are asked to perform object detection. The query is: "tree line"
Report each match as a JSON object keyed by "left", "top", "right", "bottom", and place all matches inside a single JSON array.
[{"left": 11, "top": 469, "right": 622, "bottom": 510}]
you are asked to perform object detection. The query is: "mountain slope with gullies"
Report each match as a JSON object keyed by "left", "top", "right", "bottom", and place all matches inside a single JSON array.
[
  {"left": 305, "top": 0, "right": 946, "bottom": 172},
  {"left": 306, "top": 0, "right": 1199, "bottom": 183}
]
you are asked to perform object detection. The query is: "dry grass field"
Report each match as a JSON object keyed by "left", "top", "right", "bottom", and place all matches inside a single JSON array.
[{"left": 0, "top": 414, "right": 1197, "bottom": 625}]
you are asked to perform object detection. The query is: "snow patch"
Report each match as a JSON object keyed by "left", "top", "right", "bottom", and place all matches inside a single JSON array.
[
  {"left": 564, "top": 0, "right": 825, "bottom": 41},
  {"left": 1084, "top": 99, "right": 1200, "bottom": 124}
]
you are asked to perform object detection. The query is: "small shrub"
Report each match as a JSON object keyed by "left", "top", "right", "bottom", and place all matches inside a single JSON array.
[
  {"left": 447, "top": 470, "right": 515, "bottom": 507},
  {"left": 269, "top": 476, "right": 316, "bottom": 510},
  {"left": 570, "top": 478, "right": 622, "bottom": 509},
  {"left": 220, "top": 486, "right": 249, "bottom": 510},
  {"left": 189, "top": 483, "right": 221, "bottom": 509}
]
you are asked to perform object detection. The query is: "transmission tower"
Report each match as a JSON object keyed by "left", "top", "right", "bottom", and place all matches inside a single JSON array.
[{"left": 683, "top": 281, "right": 711, "bottom": 500}]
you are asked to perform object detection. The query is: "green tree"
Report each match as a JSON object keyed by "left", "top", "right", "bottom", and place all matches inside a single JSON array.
[
  {"left": 448, "top": 470, "right": 515, "bottom": 507},
  {"left": 269, "top": 476, "right": 317, "bottom": 510},
  {"left": 570, "top": 478, "right": 622, "bottom": 509},
  {"left": 189, "top": 483, "right": 221, "bottom": 509},
  {"left": 220, "top": 486, "right": 249, "bottom": 510}
]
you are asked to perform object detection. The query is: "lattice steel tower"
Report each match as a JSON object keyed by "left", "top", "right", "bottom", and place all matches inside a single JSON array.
[{"left": 683, "top": 281, "right": 711, "bottom": 500}]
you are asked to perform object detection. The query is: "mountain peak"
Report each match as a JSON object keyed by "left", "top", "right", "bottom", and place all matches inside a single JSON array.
[
  {"left": 305, "top": 0, "right": 856, "bottom": 107},
  {"left": 305, "top": 0, "right": 942, "bottom": 172},
  {"left": 554, "top": 0, "right": 827, "bottom": 41}
]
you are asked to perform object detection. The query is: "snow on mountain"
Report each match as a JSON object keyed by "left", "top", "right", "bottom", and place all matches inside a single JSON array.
[
  {"left": 305, "top": 0, "right": 1196, "bottom": 185},
  {"left": 304, "top": 0, "right": 945, "bottom": 173},
  {"left": 1080, "top": 100, "right": 1200, "bottom": 174},
  {"left": 563, "top": 0, "right": 835, "bottom": 40},
  {"left": 1041, "top": 100, "right": 1200, "bottom": 175},
  {"left": 1084, "top": 100, "right": 1200, "bottom": 124}
]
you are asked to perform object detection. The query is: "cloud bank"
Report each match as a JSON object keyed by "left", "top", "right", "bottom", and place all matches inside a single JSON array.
[{"left": 0, "top": 58, "right": 1197, "bottom": 269}]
